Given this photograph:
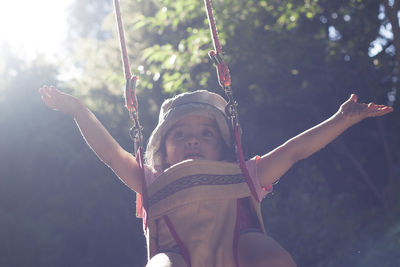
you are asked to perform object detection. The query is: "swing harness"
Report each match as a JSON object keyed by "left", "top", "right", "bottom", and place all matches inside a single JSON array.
[
  {"left": 113, "top": 0, "right": 148, "bottom": 227},
  {"left": 203, "top": 0, "right": 260, "bottom": 203},
  {"left": 113, "top": 1, "right": 263, "bottom": 266}
]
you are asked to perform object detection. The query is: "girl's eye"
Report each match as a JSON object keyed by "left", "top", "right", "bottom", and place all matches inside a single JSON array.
[
  {"left": 202, "top": 129, "right": 214, "bottom": 137},
  {"left": 173, "top": 131, "right": 184, "bottom": 139}
]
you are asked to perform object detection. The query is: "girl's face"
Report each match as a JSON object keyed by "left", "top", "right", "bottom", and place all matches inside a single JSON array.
[{"left": 164, "top": 115, "right": 223, "bottom": 167}]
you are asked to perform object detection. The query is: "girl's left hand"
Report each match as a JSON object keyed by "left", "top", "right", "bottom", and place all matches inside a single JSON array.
[{"left": 339, "top": 94, "right": 393, "bottom": 125}]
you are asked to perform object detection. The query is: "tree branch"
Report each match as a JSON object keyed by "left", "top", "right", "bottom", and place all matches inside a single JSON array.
[
  {"left": 331, "top": 140, "right": 384, "bottom": 205},
  {"left": 381, "top": 0, "right": 400, "bottom": 66}
]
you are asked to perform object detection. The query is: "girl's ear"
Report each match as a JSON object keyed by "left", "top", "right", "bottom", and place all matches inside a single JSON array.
[{"left": 221, "top": 139, "right": 236, "bottom": 162}]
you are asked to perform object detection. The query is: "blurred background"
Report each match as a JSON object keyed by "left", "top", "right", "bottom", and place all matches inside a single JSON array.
[{"left": 0, "top": 0, "right": 399, "bottom": 266}]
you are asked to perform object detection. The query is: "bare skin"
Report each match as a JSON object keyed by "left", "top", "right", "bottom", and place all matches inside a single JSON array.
[
  {"left": 164, "top": 115, "right": 223, "bottom": 166},
  {"left": 238, "top": 232, "right": 297, "bottom": 267},
  {"left": 39, "top": 86, "right": 393, "bottom": 266},
  {"left": 39, "top": 85, "right": 143, "bottom": 193},
  {"left": 146, "top": 253, "right": 187, "bottom": 267},
  {"left": 256, "top": 94, "right": 393, "bottom": 188},
  {"left": 39, "top": 86, "right": 393, "bottom": 193},
  {"left": 146, "top": 233, "right": 297, "bottom": 267}
]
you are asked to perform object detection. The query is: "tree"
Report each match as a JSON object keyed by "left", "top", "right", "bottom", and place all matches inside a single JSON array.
[{"left": 59, "top": 0, "right": 400, "bottom": 265}]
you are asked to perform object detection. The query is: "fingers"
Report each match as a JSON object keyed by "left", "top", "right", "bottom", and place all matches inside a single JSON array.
[
  {"left": 39, "top": 85, "right": 59, "bottom": 110},
  {"left": 39, "top": 85, "right": 48, "bottom": 97},
  {"left": 39, "top": 85, "right": 58, "bottom": 96},
  {"left": 367, "top": 103, "right": 393, "bottom": 117},
  {"left": 346, "top": 94, "right": 393, "bottom": 118},
  {"left": 39, "top": 86, "right": 51, "bottom": 104}
]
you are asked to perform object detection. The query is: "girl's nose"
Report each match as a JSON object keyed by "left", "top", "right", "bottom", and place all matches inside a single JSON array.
[{"left": 185, "top": 136, "right": 200, "bottom": 147}]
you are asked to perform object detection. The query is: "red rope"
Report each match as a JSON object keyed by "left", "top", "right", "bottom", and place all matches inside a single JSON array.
[
  {"left": 135, "top": 147, "right": 148, "bottom": 229},
  {"left": 234, "top": 125, "right": 260, "bottom": 202},
  {"left": 114, "top": 0, "right": 139, "bottom": 113},
  {"left": 163, "top": 215, "right": 192, "bottom": 267},
  {"left": 114, "top": 1, "right": 147, "bottom": 229},
  {"left": 204, "top": 0, "right": 231, "bottom": 89},
  {"left": 114, "top": 0, "right": 131, "bottom": 80},
  {"left": 204, "top": 0, "right": 222, "bottom": 54},
  {"left": 204, "top": 0, "right": 259, "bottom": 202}
]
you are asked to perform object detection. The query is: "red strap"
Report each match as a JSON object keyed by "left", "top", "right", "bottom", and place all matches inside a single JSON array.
[
  {"left": 208, "top": 51, "right": 231, "bottom": 88},
  {"left": 234, "top": 125, "right": 260, "bottom": 203},
  {"left": 204, "top": 0, "right": 231, "bottom": 88},
  {"left": 204, "top": 0, "right": 258, "bottom": 202},
  {"left": 135, "top": 147, "right": 148, "bottom": 232},
  {"left": 114, "top": 0, "right": 131, "bottom": 81},
  {"left": 114, "top": 0, "right": 139, "bottom": 113},
  {"left": 204, "top": 0, "right": 222, "bottom": 54},
  {"left": 125, "top": 76, "right": 139, "bottom": 113},
  {"left": 115, "top": 1, "right": 145, "bottom": 223},
  {"left": 163, "top": 215, "right": 192, "bottom": 267}
]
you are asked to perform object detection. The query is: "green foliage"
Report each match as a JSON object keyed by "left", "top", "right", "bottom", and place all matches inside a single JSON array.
[{"left": 65, "top": 0, "right": 400, "bottom": 265}]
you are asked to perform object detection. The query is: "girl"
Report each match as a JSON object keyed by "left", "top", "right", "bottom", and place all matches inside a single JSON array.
[{"left": 39, "top": 86, "right": 392, "bottom": 267}]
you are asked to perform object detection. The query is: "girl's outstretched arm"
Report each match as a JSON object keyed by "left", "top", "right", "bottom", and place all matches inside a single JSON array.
[
  {"left": 257, "top": 94, "right": 393, "bottom": 187},
  {"left": 39, "top": 85, "right": 143, "bottom": 193}
]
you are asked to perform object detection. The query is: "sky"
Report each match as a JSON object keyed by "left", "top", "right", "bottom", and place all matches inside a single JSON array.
[{"left": 0, "top": 0, "right": 74, "bottom": 62}]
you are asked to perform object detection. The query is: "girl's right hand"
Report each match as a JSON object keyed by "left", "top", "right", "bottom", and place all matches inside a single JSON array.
[{"left": 39, "top": 85, "right": 82, "bottom": 116}]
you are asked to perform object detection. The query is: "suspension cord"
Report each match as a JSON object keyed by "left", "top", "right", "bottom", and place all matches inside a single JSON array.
[
  {"left": 114, "top": 0, "right": 148, "bottom": 227},
  {"left": 114, "top": 0, "right": 132, "bottom": 82},
  {"left": 204, "top": 0, "right": 260, "bottom": 202},
  {"left": 114, "top": 0, "right": 143, "bottom": 152},
  {"left": 204, "top": 0, "right": 222, "bottom": 54}
]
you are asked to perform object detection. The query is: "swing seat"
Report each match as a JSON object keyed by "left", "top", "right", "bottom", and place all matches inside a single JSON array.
[{"left": 145, "top": 160, "right": 266, "bottom": 267}]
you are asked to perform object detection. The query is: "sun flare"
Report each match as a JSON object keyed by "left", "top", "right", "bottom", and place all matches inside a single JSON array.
[{"left": 0, "top": 0, "right": 73, "bottom": 60}]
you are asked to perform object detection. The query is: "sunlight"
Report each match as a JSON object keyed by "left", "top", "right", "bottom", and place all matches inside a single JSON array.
[{"left": 0, "top": 0, "right": 73, "bottom": 61}]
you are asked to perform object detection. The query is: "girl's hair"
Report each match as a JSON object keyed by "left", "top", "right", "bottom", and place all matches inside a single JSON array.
[{"left": 145, "top": 90, "right": 234, "bottom": 171}]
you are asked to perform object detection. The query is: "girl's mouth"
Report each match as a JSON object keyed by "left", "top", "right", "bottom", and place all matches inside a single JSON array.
[{"left": 184, "top": 153, "right": 203, "bottom": 159}]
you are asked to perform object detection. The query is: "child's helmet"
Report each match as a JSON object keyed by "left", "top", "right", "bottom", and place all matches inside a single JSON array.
[{"left": 145, "top": 90, "right": 232, "bottom": 170}]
